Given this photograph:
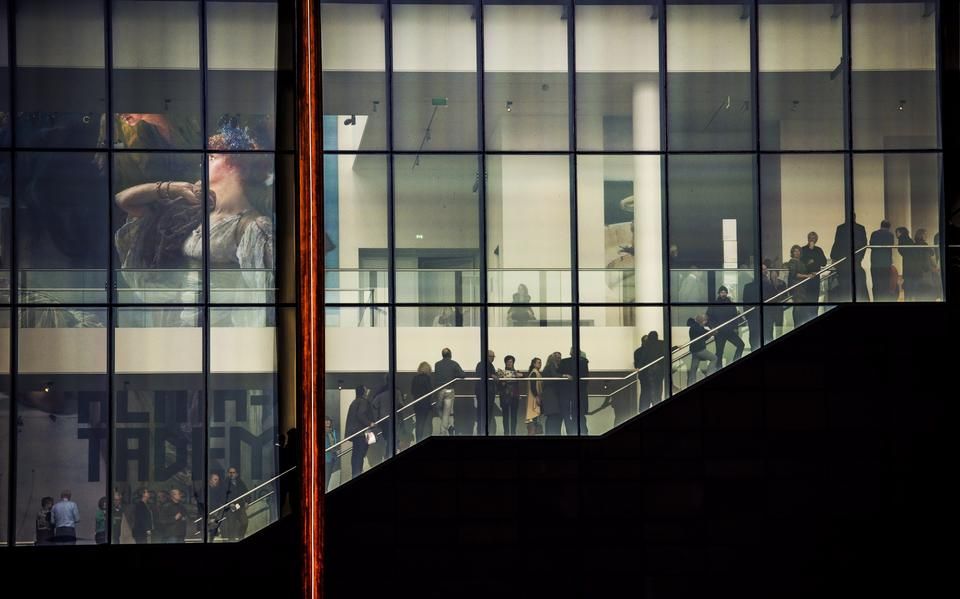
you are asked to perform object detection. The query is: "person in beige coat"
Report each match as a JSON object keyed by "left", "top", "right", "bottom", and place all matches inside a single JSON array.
[{"left": 525, "top": 358, "right": 543, "bottom": 435}]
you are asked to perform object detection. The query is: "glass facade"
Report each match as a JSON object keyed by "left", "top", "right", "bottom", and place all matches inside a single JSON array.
[
  {"left": 321, "top": 0, "right": 944, "bottom": 490},
  {"left": 0, "top": 0, "right": 296, "bottom": 545}
]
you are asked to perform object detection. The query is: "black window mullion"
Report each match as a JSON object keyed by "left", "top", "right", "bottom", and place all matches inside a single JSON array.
[
  {"left": 200, "top": 0, "right": 210, "bottom": 543},
  {"left": 566, "top": 0, "right": 580, "bottom": 435},
  {"left": 6, "top": 0, "right": 17, "bottom": 549},
  {"left": 477, "top": 1, "right": 489, "bottom": 437},
  {"left": 844, "top": 0, "right": 856, "bottom": 302},
  {"left": 751, "top": 0, "right": 763, "bottom": 348},
  {"left": 385, "top": 0, "right": 397, "bottom": 456},
  {"left": 103, "top": 0, "right": 116, "bottom": 545},
  {"left": 659, "top": 0, "right": 673, "bottom": 398}
]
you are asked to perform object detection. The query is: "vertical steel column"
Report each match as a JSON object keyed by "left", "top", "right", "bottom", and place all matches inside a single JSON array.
[{"left": 298, "top": 0, "right": 323, "bottom": 596}]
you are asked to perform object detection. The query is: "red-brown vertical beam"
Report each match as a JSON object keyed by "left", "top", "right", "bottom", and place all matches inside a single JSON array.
[{"left": 298, "top": 0, "right": 322, "bottom": 597}]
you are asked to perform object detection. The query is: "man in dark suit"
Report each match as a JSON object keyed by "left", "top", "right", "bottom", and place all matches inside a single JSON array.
[
  {"left": 559, "top": 348, "right": 590, "bottom": 435},
  {"left": 831, "top": 214, "right": 869, "bottom": 301},
  {"left": 634, "top": 331, "right": 667, "bottom": 413},
  {"left": 869, "top": 220, "right": 896, "bottom": 301},
  {"left": 474, "top": 350, "right": 498, "bottom": 436}
]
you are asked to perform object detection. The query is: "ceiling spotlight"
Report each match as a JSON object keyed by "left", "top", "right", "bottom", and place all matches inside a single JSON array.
[
  {"left": 43, "top": 381, "right": 52, "bottom": 393},
  {"left": 415, "top": 233, "right": 424, "bottom": 240},
  {"left": 791, "top": 100, "right": 800, "bottom": 112},
  {"left": 343, "top": 114, "right": 356, "bottom": 126},
  {"left": 898, "top": 100, "right": 906, "bottom": 112},
  {"left": 505, "top": 100, "right": 513, "bottom": 112}
]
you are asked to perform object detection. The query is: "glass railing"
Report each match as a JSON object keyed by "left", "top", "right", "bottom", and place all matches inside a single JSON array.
[
  {"left": 193, "top": 466, "right": 297, "bottom": 543},
  {"left": 669, "top": 268, "right": 756, "bottom": 304},
  {"left": 16, "top": 268, "right": 277, "bottom": 304},
  {"left": 324, "top": 249, "right": 933, "bottom": 492}
]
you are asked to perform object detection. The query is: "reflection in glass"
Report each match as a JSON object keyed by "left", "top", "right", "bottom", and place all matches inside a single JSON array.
[
  {"left": 205, "top": 150, "right": 276, "bottom": 305},
  {"left": 484, "top": 2, "right": 569, "bottom": 151},
  {"left": 486, "top": 155, "right": 571, "bottom": 303},
  {"left": 207, "top": 1, "right": 278, "bottom": 150},
  {"left": 16, "top": 152, "right": 108, "bottom": 303},
  {"left": 209, "top": 308, "right": 279, "bottom": 541},
  {"left": 113, "top": 308, "right": 202, "bottom": 544},
  {"left": 580, "top": 306, "right": 666, "bottom": 435},
  {"left": 575, "top": 1, "right": 659, "bottom": 151},
  {"left": 392, "top": 2, "right": 477, "bottom": 151},
  {"left": 324, "top": 306, "right": 389, "bottom": 490},
  {"left": 324, "top": 154, "right": 388, "bottom": 305},
  {"left": 112, "top": 0, "right": 202, "bottom": 150},
  {"left": 577, "top": 155, "right": 663, "bottom": 304},
  {"left": 853, "top": 153, "right": 942, "bottom": 302},
  {"left": 396, "top": 306, "right": 478, "bottom": 440},
  {"left": 16, "top": 307, "right": 107, "bottom": 545},
  {"left": 759, "top": 1, "right": 844, "bottom": 150},
  {"left": 667, "top": 1, "right": 752, "bottom": 151},
  {"left": 15, "top": 0, "right": 106, "bottom": 148},
  {"left": 113, "top": 153, "right": 204, "bottom": 305},
  {"left": 487, "top": 306, "right": 571, "bottom": 436},
  {"left": 852, "top": 1, "right": 938, "bottom": 150},
  {"left": 320, "top": 1, "right": 387, "bottom": 151},
  {"left": 760, "top": 154, "right": 848, "bottom": 304},
  {"left": 668, "top": 155, "right": 757, "bottom": 300},
  {"left": 394, "top": 154, "right": 480, "bottom": 304}
]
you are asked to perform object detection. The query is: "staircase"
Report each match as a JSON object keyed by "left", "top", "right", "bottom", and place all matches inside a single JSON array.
[{"left": 325, "top": 301, "right": 953, "bottom": 597}]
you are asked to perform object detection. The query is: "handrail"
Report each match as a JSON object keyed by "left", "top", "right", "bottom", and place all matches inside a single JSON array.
[
  {"left": 204, "top": 466, "right": 297, "bottom": 518},
  {"left": 670, "top": 307, "right": 757, "bottom": 359},
  {"left": 764, "top": 255, "right": 849, "bottom": 304}
]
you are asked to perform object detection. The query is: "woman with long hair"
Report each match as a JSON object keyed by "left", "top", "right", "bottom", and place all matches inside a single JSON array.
[
  {"left": 115, "top": 123, "right": 274, "bottom": 319},
  {"left": 411, "top": 361, "right": 435, "bottom": 442},
  {"left": 525, "top": 357, "right": 543, "bottom": 435}
]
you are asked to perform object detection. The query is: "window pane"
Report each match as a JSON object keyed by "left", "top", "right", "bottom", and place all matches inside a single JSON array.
[
  {"left": 16, "top": 152, "right": 108, "bottom": 303},
  {"left": 113, "top": 152, "right": 204, "bottom": 305},
  {"left": 0, "top": 151, "right": 9, "bottom": 302},
  {"left": 487, "top": 306, "right": 572, "bottom": 436},
  {"left": 0, "top": 310, "right": 8, "bottom": 545},
  {"left": 760, "top": 154, "right": 848, "bottom": 310},
  {"left": 113, "top": 308, "right": 203, "bottom": 544},
  {"left": 324, "top": 154, "right": 388, "bottom": 305},
  {"left": 209, "top": 307, "right": 280, "bottom": 541},
  {"left": 0, "top": 0, "right": 9, "bottom": 146},
  {"left": 15, "top": 0, "right": 106, "bottom": 148},
  {"left": 854, "top": 153, "right": 942, "bottom": 302},
  {"left": 394, "top": 154, "right": 480, "bottom": 304},
  {"left": 580, "top": 306, "right": 666, "bottom": 435},
  {"left": 206, "top": 152, "right": 276, "bottom": 305},
  {"left": 852, "top": 1, "right": 938, "bottom": 150},
  {"left": 320, "top": 1, "right": 387, "bottom": 151},
  {"left": 575, "top": 0, "right": 660, "bottom": 151},
  {"left": 668, "top": 155, "right": 757, "bottom": 302},
  {"left": 392, "top": 2, "right": 477, "bottom": 151},
  {"left": 487, "top": 154, "right": 571, "bottom": 303},
  {"left": 112, "top": 0, "right": 202, "bottom": 150},
  {"left": 16, "top": 307, "right": 107, "bottom": 545},
  {"left": 759, "top": 1, "right": 844, "bottom": 151},
  {"left": 397, "top": 305, "right": 478, "bottom": 438},
  {"left": 484, "top": 2, "right": 569, "bottom": 151},
  {"left": 577, "top": 155, "right": 663, "bottom": 304},
  {"left": 667, "top": 1, "right": 752, "bottom": 151},
  {"left": 207, "top": 1, "right": 278, "bottom": 150},
  {"left": 324, "top": 306, "right": 389, "bottom": 489}
]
